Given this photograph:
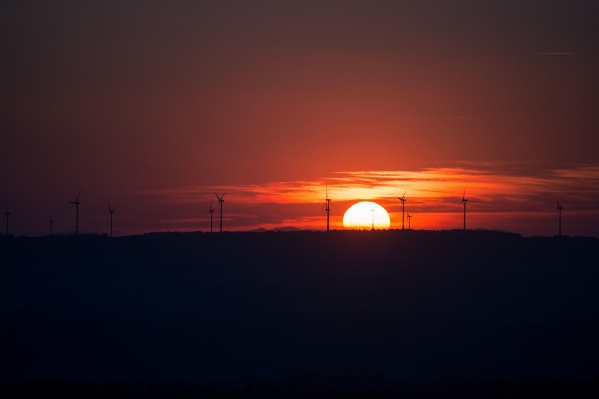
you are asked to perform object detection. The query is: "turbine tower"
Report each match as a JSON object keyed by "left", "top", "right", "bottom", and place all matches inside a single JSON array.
[
  {"left": 108, "top": 202, "right": 115, "bottom": 238},
  {"left": 397, "top": 189, "right": 407, "bottom": 230},
  {"left": 371, "top": 209, "right": 375, "bottom": 230},
  {"left": 67, "top": 188, "right": 82, "bottom": 235},
  {"left": 459, "top": 190, "right": 468, "bottom": 230},
  {"left": 4, "top": 204, "right": 10, "bottom": 236},
  {"left": 49, "top": 219, "right": 54, "bottom": 236},
  {"left": 207, "top": 200, "right": 214, "bottom": 233},
  {"left": 557, "top": 199, "right": 563, "bottom": 236},
  {"left": 407, "top": 213, "right": 412, "bottom": 230},
  {"left": 215, "top": 193, "right": 225, "bottom": 232},
  {"left": 322, "top": 184, "right": 332, "bottom": 232}
]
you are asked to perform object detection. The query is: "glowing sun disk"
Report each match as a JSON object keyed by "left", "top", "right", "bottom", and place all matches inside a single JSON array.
[{"left": 343, "top": 202, "right": 391, "bottom": 230}]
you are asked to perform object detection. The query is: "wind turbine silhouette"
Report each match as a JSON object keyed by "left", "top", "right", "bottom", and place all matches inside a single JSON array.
[
  {"left": 321, "top": 184, "right": 332, "bottom": 232},
  {"left": 459, "top": 189, "right": 468, "bottom": 230},
  {"left": 407, "top": 212, "right": 412, "bottom": 230},
  {"left": 68, "top": 188, "right": 82, "bottom": 235},
  {"left": 207, "top": 199, "right": 214, "bottom": 233},
  {"left": 397, "top": 189, "right": 407, "bottom": 230},
  {"left": 3, "top": 204, "right": 10, "bottom": 236},
  {"left": 215, "top": 193, "right": 225, "bottom": 232},
  {"left": 49, "top": 219, "right": 54, "bottom": 236},
  {"left": 108, "top": 202, "right": 115, "bottom": 238},
  {"left": 556, "top": 199, "right": 563, "bottom": 236},
  {"left": 371, "top": 209, "right": 375, "bottom": 230}
]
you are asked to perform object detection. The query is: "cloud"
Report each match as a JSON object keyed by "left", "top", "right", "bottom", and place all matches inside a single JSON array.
[{"left": 128, "top": 164, "right": 599, "bottom": 234}]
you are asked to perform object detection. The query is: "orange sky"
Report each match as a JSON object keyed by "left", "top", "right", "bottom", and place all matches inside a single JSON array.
[
  {"left": 1, "top": 1, "right": 598, "bottom": 236},
  {"left": 127, "top": 165, "right": 598, "bottom": 236}
]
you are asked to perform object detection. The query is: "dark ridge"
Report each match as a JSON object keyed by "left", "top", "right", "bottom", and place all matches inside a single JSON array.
[
  {"left": 1, "top": 230, "right": 598, "bottom": 387},
  {"left": 2, "top": 376, "right": 599, "bottom": 398}
]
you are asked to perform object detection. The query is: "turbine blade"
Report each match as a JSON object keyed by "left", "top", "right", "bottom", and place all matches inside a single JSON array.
[
  {"left": 76, "top": 188, "right": 82, "bottom": 202},
  {"left": 402, "top": 189, "right": 407, "bottom": 199}
]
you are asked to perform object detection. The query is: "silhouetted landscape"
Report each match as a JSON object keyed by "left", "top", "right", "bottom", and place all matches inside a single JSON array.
[
  {"left": 3, "top": 0, "right": 599, "bottom": 396},
  {"left": 2, "top": 230, "right": 598, "bottom": 397}
]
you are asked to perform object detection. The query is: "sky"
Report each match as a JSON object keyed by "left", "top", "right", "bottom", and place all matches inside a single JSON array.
[{"left": 1, "top": 1, "right": 598, "bottom": 237}]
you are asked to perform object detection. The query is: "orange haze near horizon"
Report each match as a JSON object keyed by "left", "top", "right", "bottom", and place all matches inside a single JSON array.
[
  {"left": 13, "top": 165, "right": 589, "bottom": 238},
  {"left": 1, "top": 164, "right": 599, "bottom": 237}
]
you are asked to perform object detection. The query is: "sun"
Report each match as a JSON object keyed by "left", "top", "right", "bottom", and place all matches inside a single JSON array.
[{"left": 343, "top": 202, "right": 391, "bottom": 230}]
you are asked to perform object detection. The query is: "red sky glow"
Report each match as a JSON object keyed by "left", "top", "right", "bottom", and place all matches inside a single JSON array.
[{"left": 132, "top": 165, "right": 598, "bottom": 235}]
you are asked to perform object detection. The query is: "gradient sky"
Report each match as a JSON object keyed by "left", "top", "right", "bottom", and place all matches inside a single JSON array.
[{"left": 1, "top": 1, "right": 598, "bottom": 237}]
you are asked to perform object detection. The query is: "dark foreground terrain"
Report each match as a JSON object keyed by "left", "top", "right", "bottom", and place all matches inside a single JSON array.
[
  {"left": 2, "top": 377, "right": 599, "bottom": 399},
  {"left": 2, "top": 230, "right": 598, "bottom": 395}
]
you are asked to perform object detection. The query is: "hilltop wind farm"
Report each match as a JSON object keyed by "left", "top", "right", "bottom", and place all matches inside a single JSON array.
[{"left": 2, "top": 1, "right": 599, "bottom": 396}]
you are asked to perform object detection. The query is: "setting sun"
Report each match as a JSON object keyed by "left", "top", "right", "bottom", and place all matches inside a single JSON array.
[{"left": 343, "top": 202, "right": 391, "bottom": 230}]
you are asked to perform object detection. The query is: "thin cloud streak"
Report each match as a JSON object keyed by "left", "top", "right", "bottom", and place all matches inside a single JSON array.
[{"left": 130, "top": 165, "right": 599, "bottom": 235}]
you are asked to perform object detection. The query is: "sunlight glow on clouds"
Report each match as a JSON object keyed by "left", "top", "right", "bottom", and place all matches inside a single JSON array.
[{"left": 133, "top": 165, "right": 599, "bottom": 236}]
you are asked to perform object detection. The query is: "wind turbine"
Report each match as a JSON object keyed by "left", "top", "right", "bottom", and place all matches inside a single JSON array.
[
  {"left": 556, "top": 199, "right": 563, "bottom": 236},
  {"left": 321, "top": 184, "right": 332, "bottom": 232},
  {"left": 371, "top": 209, "right": 375, "bottom": 230},
  {"left": 67, "top": 188, "right": 81, "bottom": 235},
  {"left": 49, "top": 219, "right": 54, "bottom": 236},
  {"left": 407, "top": 212, "right": 412, "bottom": 230},
  {"left": 215, "top": 193, "right": 225, "bottom": 232},
  {"left": 108, "top": 202, "right": 115, "bottom": 238},
  {"left": 207, "top": 199, "right": 214, "bottom": 233},
  {"left": 3, "top": 204, "right": 10, "bottom": 235},
  {"left": 459, "top": 190, "right": 468, "bottom": 230},
  {"left": 397, "top": 189, "right": 407, "bottom": 230}
]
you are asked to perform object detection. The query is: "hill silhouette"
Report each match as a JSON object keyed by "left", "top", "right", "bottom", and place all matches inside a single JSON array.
[
  {"left": 247, "top": 226, "right": 303, "bottom": 232},
  {"left": 1, "top": 230, "right": 598, "bottom": 389}
]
